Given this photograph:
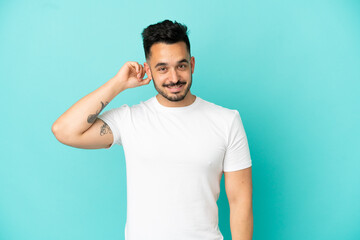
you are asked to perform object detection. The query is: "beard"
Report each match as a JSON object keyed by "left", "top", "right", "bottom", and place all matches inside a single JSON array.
[{"left": 152, "top": 74, "right": 193, "bottom": 102}]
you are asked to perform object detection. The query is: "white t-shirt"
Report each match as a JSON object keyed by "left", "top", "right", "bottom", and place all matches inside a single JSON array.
[{"left": 98, "top": 95, "right": 252, "bottom": 240}]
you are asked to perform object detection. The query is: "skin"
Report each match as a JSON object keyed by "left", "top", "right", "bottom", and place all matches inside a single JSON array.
[
  {"left": 87, "top": 101, "right": 109, "bottom": 124},
  {"left": 143, "top": 41, "right": 196, "bottom": 107}
]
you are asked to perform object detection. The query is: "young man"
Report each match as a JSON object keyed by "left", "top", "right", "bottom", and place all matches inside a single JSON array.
[{"left": 52, "top": 19, "right": 253, "bottom": 240}]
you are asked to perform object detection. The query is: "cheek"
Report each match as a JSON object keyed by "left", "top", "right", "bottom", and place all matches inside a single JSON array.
[
  {"left": 154, "top": 74, "right": 168, "bottom": 83},
  {"left": 153, "top": 76, "right": 165, "bottom": 86},
  {"left": 183, "top": 71, "right": 192, "bottom": 79}
]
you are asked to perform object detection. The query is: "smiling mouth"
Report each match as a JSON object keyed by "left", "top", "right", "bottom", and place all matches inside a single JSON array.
[{"left": 166, "top": 83, "right": 184, "bottom": 92}]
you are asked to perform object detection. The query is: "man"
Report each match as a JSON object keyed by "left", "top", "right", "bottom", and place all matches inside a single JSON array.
[{"left": 52, "top": 19, "right": 253, "bottom": 240}]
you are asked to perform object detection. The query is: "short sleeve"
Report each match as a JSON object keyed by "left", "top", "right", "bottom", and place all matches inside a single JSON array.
[
  {"left": 97, "top": 104, "right": 130, "bottom": 149},
  {"left": 223, "top": 110, "right": 252, "bottom": 172}
]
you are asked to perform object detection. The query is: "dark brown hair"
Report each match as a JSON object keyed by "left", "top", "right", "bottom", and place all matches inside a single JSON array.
[{"left": 141, "top": 19, "right": 191, "bottom": 60}]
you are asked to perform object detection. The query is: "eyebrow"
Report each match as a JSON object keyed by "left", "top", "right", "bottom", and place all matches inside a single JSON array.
[{"left": 154, "top": 59, "right": 189, "bottom": 68}]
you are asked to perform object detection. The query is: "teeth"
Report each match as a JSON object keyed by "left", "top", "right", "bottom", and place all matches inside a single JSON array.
[{"left": 168, "top": 84, "right": 183, "bottom": 88}]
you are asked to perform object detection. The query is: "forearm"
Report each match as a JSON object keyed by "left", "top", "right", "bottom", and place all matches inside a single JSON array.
[
  {"left": 52, "top": 77, "right": 125, "bottom": 137},
  {"left": 229, "top": 201, "right": 253, "bottom": 240}
]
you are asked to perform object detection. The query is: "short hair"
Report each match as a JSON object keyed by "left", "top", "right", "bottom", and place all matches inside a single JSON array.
[{"left": 141, "top": 19, "right": 191, "bottom": 60}]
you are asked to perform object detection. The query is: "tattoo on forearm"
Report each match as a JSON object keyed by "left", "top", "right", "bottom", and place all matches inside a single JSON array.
[
  {"left": 100, "top": 122, "right": 112, "bottom": 136},
  {"left": 87, "top": 101, "right": 109, "bottom": 123}
]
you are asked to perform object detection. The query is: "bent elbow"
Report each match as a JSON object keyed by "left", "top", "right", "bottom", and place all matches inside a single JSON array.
[{"left": 51, "top": 123, "right": 69, "bottom": 144}]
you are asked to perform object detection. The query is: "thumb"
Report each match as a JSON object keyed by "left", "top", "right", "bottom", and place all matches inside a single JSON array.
[{"left": 141, "top": 77, "right": 152, "bottom": 85}]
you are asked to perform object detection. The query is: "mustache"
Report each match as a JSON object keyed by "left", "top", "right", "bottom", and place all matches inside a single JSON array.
[{"left": 164, "top": 81, "right": 186, "bottom": 87}]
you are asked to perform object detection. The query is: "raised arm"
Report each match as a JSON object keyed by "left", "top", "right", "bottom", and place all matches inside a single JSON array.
[{"left": 51, "top": 61, "right": 151, "bottom": 149}]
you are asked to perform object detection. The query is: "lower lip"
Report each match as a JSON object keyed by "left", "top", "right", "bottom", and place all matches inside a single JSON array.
[{"left": 167, "top": 84, "right": 184, "bottom": 93}]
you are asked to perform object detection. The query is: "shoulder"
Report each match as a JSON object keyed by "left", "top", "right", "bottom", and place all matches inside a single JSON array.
[
  {"left": 100, "top": 97, "right": 155, "bottom": 118},
  {"left": 98, "top": 103, "right": 131, "bottom": 121},
  {"left": 198, "top": 97, "right": 239, "bottom": 121},
  {"left": 121, "top": 97, "right": 156, "bottom": 116}
]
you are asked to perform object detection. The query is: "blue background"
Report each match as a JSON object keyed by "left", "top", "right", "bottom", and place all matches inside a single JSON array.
[{"left": 1, "top": 0, "right": 359, "bottom": 239}]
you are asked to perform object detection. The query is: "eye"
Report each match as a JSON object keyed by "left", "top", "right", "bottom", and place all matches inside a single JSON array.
[
  {"left": 158, "top": 67, "right": 166, "bottom": 72},
  {"left": 179, "top": 64, "right": 187, "bottom": 69}
]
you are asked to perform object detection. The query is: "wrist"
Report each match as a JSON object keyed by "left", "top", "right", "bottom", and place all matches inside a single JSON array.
[{"left": 108, "top": 77, "right": 127, "bottom": 94}]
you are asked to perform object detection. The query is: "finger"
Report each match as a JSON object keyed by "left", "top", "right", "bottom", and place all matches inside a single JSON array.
[
  {"left": 138, "top": 65, "right": 144, "bottom": 79},
  {"left": 140, "top": 76, "right": 152, "bottom": 85},
  {"left": 129, "top": 62, "right": 140, "bottom": 75},
  {"left": 140, "top": 66, "right": 147, "bottom": 79},
  {"left": 139, "top": 73, "right": 149, "bottom": 82},
  {"left": 134, "top": 63, "right": 140, "bottom": 78}
]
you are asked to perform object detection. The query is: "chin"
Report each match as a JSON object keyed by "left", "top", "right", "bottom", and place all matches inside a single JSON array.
[{"left": 162, "top": 88, "right": 188, "bottom": 102}]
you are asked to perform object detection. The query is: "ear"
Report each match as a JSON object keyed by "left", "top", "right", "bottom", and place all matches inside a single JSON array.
[
  {"left": 190, "top": 56, "right": 195, "bottom": 74},
  {"left": 144, "top": 62, "right": 153, "bottom": 80}
]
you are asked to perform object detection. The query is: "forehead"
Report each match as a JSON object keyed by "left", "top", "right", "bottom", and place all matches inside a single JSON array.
[{"left": 149, "top": 41, "right": 189, "bottom": 65}]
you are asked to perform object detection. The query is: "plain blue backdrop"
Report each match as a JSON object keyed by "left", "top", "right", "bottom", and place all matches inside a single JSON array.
[{"left": 1, "top": 0, "right": 359, "bottom": 239}]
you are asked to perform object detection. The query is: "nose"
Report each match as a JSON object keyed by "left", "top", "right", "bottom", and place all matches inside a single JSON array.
[{"left": 169, "top": 68, "right": 180, "bottom": 84}]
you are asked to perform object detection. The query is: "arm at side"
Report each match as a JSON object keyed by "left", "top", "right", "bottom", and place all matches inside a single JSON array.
[{"left": 225, "top": 167, "right": 253, "bottom": 240}]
